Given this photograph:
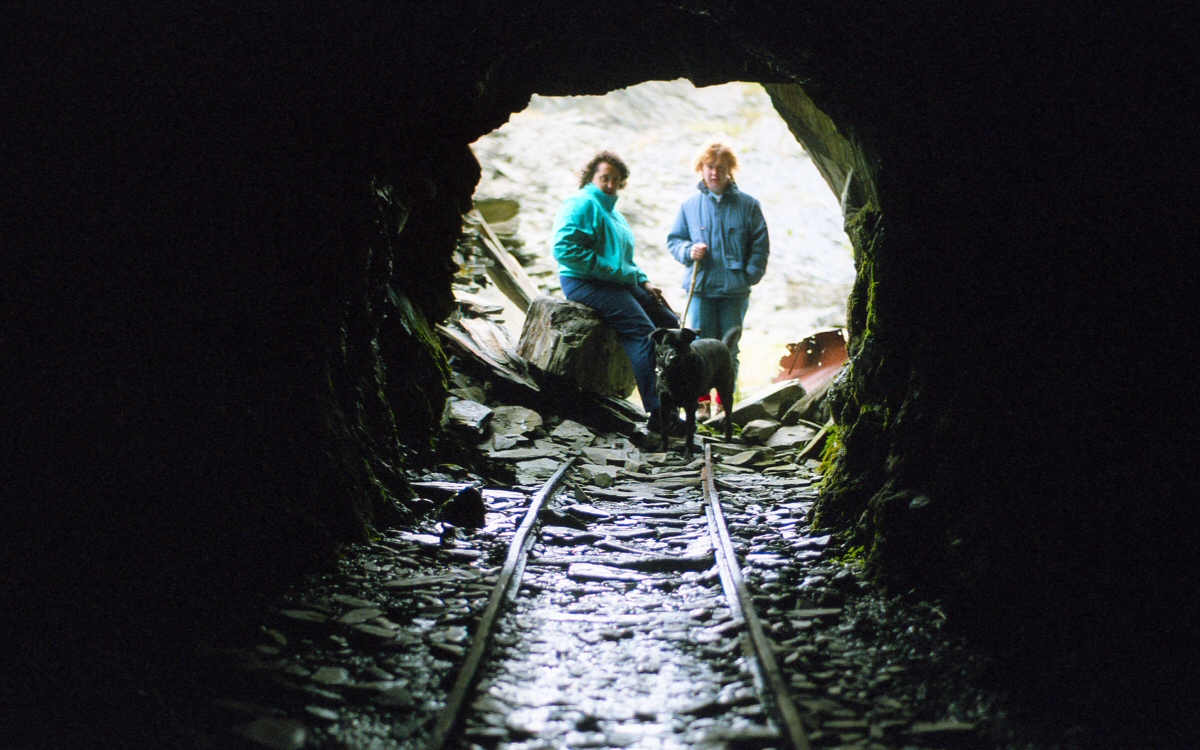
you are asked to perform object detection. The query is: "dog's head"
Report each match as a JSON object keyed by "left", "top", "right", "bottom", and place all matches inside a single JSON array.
[{"left": 649, "top": 327, "right": 698, "bottom": 373}]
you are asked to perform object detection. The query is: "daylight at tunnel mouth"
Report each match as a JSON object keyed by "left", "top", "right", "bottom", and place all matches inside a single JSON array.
[{"left": 4, "top": 4, "right": 1196, "bottom": 749}]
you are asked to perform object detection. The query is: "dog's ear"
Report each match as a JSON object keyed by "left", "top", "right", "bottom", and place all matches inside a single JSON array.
[
  {"left": 649, "top": 328, "right": 669, "bottom": 346},
  {"left": 680, "top": 328, "right": 699, "bottom": 346}
]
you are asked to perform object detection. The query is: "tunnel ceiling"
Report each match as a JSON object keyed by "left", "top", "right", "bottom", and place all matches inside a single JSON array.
[{"left": 5, "top": 2, "right": 1196, "bottom": 744}]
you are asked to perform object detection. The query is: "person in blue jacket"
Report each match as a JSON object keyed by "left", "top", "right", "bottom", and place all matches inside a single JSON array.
[
  {"left": 553, "top": 151, "right": 681, "bottom": 432},
  {"left": 667, "top": 141, "right": 769, "bottom": 412}
]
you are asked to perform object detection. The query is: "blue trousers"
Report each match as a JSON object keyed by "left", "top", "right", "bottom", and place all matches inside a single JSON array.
[
  {"left": 686, "top": 295, "right": 750, "bottom": 384},
  {"left": 560, "top": 276, "right": 679, "bottom": 413}
]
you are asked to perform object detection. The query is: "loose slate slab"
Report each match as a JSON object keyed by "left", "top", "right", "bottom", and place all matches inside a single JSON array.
[
  {"left": 792, "top": 534, "right": 832, "bottom": 549},
  {"left": 393, "top": 532, "right": 442, "bottom": 547},
  {"left": 489, "top": 447, "right": 562, "bottom": 460},
  {"left": 566, "top": 563, "right": 648, "bottom": 582},
  {"left": 542, "top": 553, "right": 713, "bottom": 573},
  {"left": 730, "top": 379, "right": 806, "bottom": 426},
  {"left": 338, "top": 608, "right": 385, "bottom": 625},
  {"left": 583, "top": 447, "right": 635, "bottom": 465},
  {"left": 764, "top": 424, "right": 818, "bottom": 449},
  {"left": 278, "top": 609, "right": 328, "bottom": 624},
  {"left": 550, "top": 419, "right": 595, "bottom": 441},
  {"left": 788, "top": 608, "right": 842, "bottom": 618},
  {"left": 311, "top": 667, "right": 351, "bottom": 685},
  {"left": 722, "top": 449, "right": 767, "bottom": 467},
  {"left": 740, "top": 419, "right": 781, "bottom": 444},
  {"left": 906, "top": 721, "right": 978, "bottom": 743},
  {"left": 352, "top": 624, "right": 404, "bottom": 640},
  {"left": 442, "top": 398, "right": 494, "bottom": 439},
  {"left": 565, "top": 504, "right": 616, "bottom": 521},
  {"left": 382, "top": 574, "right": 461, "bottom": 589},
  {"left": 490, "top": 405, "right": 543, "bottom": 437},
  {"left": 578, "top": 463, "right": 619, "bottom": 479},
  {"left": 764, "top": 477, "right": 815, "bottom": 488},
  {"left": 542, "top": 528, "right": 602, "bottom": 546},
  {"left": 515, "top": 458, "right": 561, "bottom": 478}
]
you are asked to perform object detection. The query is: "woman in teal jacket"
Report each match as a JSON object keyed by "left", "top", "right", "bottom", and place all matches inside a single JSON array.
[
  {"left": 553, "top": 151, "right": 679, "bottom": 430},
  {"left": 667, "top": 141, "right": 769, "bottom": 403}
]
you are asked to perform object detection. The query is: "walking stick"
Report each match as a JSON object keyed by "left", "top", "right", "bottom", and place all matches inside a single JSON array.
[
  {"left": 681, "top": 265, "right": 699, "bottom": 329},
  {"left": 680, "top": 227, "right": 705, "bottom": 329}
]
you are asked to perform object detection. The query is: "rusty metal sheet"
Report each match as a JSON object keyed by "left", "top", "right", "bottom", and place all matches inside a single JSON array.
[{"left": 774, "top": 329, "right": 848, "bottom": 391}]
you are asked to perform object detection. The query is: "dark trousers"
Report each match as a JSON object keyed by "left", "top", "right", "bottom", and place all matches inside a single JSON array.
[
  {"left": 686, "top": 295, "right": 750, "bottom": 388},
  {"left": 560, "top": 276, "right": 679, "bottom": 414}
]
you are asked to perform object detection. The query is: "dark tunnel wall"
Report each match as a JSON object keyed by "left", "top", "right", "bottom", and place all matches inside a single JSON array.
[{"left": 3, "top": 2, "right": 1197, "bottom": 744}]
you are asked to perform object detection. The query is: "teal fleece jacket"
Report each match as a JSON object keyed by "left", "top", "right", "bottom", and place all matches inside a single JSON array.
[{"left": 552, "top": 183, "right": 649, "bottom": 286}]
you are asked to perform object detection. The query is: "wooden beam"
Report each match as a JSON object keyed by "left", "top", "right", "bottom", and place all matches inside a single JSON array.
[{"left": 468, "top": 208, "right": 541, "bottom": 312}]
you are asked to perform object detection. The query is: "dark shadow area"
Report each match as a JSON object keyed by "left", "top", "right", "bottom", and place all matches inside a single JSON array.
[{"left": 3, "top": 3, "right": 1196, "bottom": 747}]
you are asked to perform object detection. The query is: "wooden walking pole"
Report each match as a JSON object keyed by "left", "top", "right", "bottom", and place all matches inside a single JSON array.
[
  {"left": 681, "top": 265, "right": 699, "bottom": 329},
  {"left": 681, "top": 226, "right": 705, "bottom": 329}
]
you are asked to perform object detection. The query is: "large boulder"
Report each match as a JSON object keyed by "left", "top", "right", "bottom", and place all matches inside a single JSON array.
[{"left": 516, "top": 296, "right": 636, "bottom": 398}]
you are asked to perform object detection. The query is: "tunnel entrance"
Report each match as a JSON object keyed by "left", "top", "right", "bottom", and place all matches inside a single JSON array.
[
  {"left": 465, "top": 80, "right": 854, "bottom": 398},
  {"left": 10, "top": 4, "right": 1193, "bottom": 746}
]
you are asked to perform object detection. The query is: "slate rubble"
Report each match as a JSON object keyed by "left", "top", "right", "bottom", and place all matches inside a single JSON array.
[{"left": 170, "top": 394, "right": 1074, "bottom": 750}]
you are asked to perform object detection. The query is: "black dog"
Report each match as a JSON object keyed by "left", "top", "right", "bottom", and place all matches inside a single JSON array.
[{"left": 650, "top": 326, "right": 742, "bottom": 458}]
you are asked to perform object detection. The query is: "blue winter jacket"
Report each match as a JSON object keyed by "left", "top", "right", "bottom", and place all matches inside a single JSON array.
[
  {"left": 667, "top": 181, "right": 769, "bottom": 298},
  {"left": 553, "top": 183, "right": 649, "bottom": 287}
]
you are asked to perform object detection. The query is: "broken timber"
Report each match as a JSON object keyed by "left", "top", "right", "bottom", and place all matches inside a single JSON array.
[
  {"left": 437, "top": 316, "right": 645, "bottom": 433},
  {"left": 467, "top": 208, "right": 540, "bottom": 312}
]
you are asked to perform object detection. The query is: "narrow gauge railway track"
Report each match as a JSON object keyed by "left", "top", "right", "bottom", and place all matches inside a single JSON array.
[
  {"left": 426, "top": 446, "right": 812, "bottom": 750},
  {"left": 215, "top": 432, "right": 949, "bottom": 750}
]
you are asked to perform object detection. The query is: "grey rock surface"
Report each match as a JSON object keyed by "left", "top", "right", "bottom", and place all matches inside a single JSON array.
[
  {"left": 731, "top": 379, "right": 806, "bottom": 426},
  {"left": 442, "top": 397, "right": 493, "bottom": 439},
  {"left": 765, "top": 424, "right": 818, "bottom": 449},
  {"left": 740, "top": 419, "right": 781, "bottom": 444}
]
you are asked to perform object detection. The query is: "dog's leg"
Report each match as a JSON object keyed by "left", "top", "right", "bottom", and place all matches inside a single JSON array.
[
  {"left": 684, "top": 401, "right": 696, "bottom": 460},
  {"left": 659, "top": 398, "right": 671, "bottom": 455}
]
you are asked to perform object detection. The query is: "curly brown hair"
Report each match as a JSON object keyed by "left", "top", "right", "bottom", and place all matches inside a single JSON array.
[{"left": 578, "top": 151, "right": 630, "bottom": 189}]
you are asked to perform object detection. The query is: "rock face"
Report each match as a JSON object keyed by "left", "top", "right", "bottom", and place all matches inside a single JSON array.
[{"left": 516, "top": 296, "right": 636, "bottom": 398}]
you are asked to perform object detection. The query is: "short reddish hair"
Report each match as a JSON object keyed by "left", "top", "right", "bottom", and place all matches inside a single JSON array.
[{"left": 693, "top": 140, "right": 739, "bottom": 174}]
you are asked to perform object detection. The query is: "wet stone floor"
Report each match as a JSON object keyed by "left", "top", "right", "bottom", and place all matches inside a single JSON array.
[{"left": 182, "top": 421, "right": 1057, "bottom": 750}]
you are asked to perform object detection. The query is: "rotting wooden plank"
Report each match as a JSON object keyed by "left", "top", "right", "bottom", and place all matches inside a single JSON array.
[
  {"left": 469, "top": 208, "right": 540, "bottom": 312},
  {"left": 703, "top": 444, "right": 812, "bottom": 750},
  {"left": 425, "top": 458, "right": 575, "bottom": 750}
]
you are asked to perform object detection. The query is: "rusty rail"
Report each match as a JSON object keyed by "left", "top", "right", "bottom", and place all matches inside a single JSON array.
[
  {"left": 702, "top": 444, "right": 811, "bottom": 750},
  {"left": 425, "top": 458, "right": 576, "bottom": 750}
]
